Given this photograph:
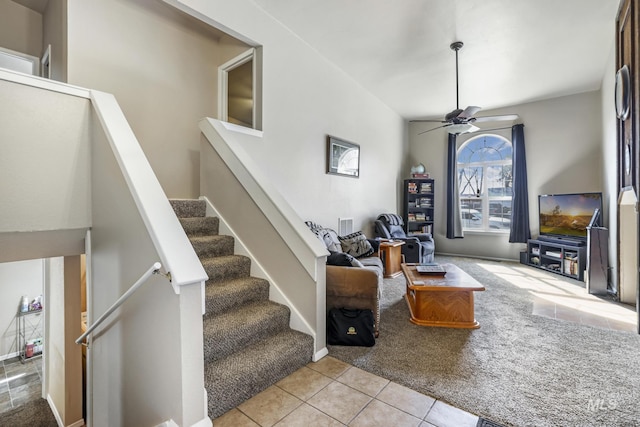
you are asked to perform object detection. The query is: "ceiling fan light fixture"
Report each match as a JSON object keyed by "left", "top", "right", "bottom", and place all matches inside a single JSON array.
[{"left": 447, "top": 123, "right": 479, "bottom": 134}]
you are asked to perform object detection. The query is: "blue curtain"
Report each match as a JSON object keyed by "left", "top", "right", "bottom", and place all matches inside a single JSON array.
[
  {"left": 509, "top": 124, "right": 531, "bottom": 243},
  {"left": 446, "top": 133, "right": 464, "bottom": 239}
]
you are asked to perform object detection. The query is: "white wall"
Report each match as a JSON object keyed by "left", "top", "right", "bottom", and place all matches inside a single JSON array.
[
  {"left": 0, "top": 1, "right": 42, "bottom": 58},
  {"left": 0, "top": 259, "right": 43, "bottom": 359},
  {"left": 0, "top": 78, "right": 91, "bottom": 262},
  {"left": 170, "top": 0, "right": 406, "bottom": 235},
  {"left": 0, "top": 81, "right": 91, "bottom": 234},
  {"left": 410, "top": 91, "right": 604, "bottom": 260},
  {"left": 66, "top": 0, "right": 249, "bottom": 199},
  {"left": 68, "top": 0, "right": 405, "bottom": 235}
]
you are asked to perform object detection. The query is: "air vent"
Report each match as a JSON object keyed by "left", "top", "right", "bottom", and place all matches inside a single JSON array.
[{"left": 338, "top": 218, "right": 354, "bottom": 236}]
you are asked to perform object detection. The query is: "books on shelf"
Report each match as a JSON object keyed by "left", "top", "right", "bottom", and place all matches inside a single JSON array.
[
  {"left": 418, "top": 197, "right": 432, "bottom": 208},
  {"left": 411, "top": 173, "right": 430, "bottom": 178},
  {"left": 564, "top": 258, "right": 578, "bottom": 275},
  {"left": 408, "top": 224, "right": 432, "bottom": 234},
  {"left": 419, "top": 182, "right": 432, "bottom": 193},
  {"left": 408, "top": 213, "right": 416, "bottom": 222},
  {"left": 415, "top": 213, "right": 426, "bottom": 221}
]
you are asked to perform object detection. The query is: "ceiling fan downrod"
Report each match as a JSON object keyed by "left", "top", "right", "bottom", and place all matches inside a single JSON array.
[{"left": 450, "top": 41, "right": 463, "bottom": 110}]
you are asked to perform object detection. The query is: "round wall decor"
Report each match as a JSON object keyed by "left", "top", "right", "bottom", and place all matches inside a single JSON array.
[{"left": 615, "top": 64, "right": 630, "bottom": 120}]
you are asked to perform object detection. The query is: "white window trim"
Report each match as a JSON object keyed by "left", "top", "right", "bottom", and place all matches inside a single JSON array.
[
  {"left": 218, "top": 47, "right": 263, "bottom": 131},
  {"left": 41, "top": 44, "right": 51, "bottom": 79}
]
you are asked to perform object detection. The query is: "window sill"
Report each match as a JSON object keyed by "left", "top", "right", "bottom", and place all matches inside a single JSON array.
[{"left": 462, "top": 229, "right": 510, "bottom": 236}]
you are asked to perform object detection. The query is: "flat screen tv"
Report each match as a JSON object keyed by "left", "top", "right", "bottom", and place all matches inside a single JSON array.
[{"left": 538, "top": 192, "right": 603, "bottom": 241}]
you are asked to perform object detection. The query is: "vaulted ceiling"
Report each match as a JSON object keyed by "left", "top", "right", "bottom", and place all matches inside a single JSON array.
[
  {"left": 252, "top": 0, "right": 621, "bottom": 120},
  {"left": 12, "top": 0, "right": 621, "bottom": 121}
]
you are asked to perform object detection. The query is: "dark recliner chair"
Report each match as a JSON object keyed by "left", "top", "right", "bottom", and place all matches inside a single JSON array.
[{"left": 374, "top": 213, "right": 435, "bottom": 264}]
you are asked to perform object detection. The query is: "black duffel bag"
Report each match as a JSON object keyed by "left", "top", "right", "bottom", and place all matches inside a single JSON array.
[{"left": 327, "top": 307, "right": 376, "bottom": 347}]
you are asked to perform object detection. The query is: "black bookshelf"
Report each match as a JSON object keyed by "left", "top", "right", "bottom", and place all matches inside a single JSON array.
[{"left": 403, "top": 178, "right": 434, "bottom": 235}]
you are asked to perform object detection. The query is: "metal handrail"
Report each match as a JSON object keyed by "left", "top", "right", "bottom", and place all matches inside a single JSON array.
[{"left": 75, "top": 262, "right": 163, "bottom": 345}]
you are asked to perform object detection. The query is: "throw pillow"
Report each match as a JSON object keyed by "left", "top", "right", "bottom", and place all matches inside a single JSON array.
[
  {"left": 326, "top": 252, "right": 364, "bottom": 268},
  {"left": 305, "top": 222, "right": 343, "bottom": 253},
  {"left": 319, "top": 228, "right": 343, "bottom": 253},
  {"left": 305, "top": 221, "right": 323, "bottom": 234},
  {"left": 339, "top": 231, "right": 374, "bottom": 258}
]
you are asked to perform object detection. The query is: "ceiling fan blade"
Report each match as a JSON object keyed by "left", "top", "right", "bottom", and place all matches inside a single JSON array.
[
  {"left": 417, "top": 123, "right": 450, "bottom": 135},
  {"left": 457, "top": 106, "right": 481, "bottom": 119},
  {"left": 445, "top": 109, "right": 464, "bottom": 121},
  {"left": 471, "top": 114, "right": 519, "bottom": 123}
]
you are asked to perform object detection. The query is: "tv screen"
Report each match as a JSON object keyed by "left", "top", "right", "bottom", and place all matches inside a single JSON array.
[{"left": 538, "top": 193, "right": 603, "bottom": 240}]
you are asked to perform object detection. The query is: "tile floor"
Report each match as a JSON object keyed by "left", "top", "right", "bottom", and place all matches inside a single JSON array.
[
  {"left": 0, "top": 356, "right": 43, "bottom": 415},
  {"left": 214, "top": 356, "right": 479, "bottom": 427},
  {"left": 1, "top": 267, "right": 637, "bottom": 425}
]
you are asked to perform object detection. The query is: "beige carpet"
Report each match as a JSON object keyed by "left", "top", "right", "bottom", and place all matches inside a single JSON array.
[
  {"left": 0, "top": 398, "right": 57, "bottom": 427},
  {"left": 328, "top": 256, "right": 640, "bottom": 427}
]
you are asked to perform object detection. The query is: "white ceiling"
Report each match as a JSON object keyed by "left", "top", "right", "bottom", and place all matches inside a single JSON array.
[{"left": 251, "top": 0, "right": 621, "bottom": 120}]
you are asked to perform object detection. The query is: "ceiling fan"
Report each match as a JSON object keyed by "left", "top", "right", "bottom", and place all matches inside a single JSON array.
[{"left": 411, "top": 41, "right": 518, "bottom": 135}]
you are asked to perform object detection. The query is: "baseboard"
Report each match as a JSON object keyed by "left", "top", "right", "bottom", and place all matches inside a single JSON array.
[
  {"left": 436, "top": 252, "right": 519, "bottom": 263},
  {"left": 154, "top": 420, "right": 179, "bottom": 427},
  {"left": 46, "top": 394, "right": 84, "bottom": 427},
  {"left": 191, "top": 416, "right": 213, "bottom": 427},
  {"left": 46, "top": 394, "right": 63, "bottom": 427},
  {"left": 67, "top": 418, "right": 85, "bottom": 427},
  {"left": 0, "top": 351, "right": 20, "bottom": 361},
  {"left": 313, "top": 347, "right": 328, "bottom": 362}
]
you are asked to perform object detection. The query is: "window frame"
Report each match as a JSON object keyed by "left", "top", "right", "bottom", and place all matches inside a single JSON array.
[
  {"left": 457, "top": 134, "right": 513, "bottom": 233},
  {"left": 218, "top": 47, "right": 263, "bottom": 131}
]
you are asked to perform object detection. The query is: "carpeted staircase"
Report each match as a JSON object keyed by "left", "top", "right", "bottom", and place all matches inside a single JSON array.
[{"left": 170, "top": 199, "right": 314, "bottom": 419}]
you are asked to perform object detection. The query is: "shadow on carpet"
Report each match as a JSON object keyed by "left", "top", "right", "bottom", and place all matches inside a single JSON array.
[
  {"left": 0, "top": 398, "right": 57, "bottom": 427},
  {"left": 328, "top": 256, "right": 640, "bottom": 427}
]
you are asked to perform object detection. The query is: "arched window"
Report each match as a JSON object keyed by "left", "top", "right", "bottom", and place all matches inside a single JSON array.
[{"left": 457, "top": 134, "right": 512, "bottom": 231}]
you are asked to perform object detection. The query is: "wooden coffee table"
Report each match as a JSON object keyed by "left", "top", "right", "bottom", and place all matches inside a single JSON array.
[{"left": 401, "top": 263, "right": 485, "bottom": 328}]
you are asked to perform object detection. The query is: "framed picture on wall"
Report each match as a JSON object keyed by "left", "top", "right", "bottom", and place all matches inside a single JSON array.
[{"left": 326, "top": 136, "right": 360, "bottom": 178}]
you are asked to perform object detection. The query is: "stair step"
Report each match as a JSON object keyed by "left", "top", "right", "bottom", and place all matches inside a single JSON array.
[
  {"left": 203, "top": 300, "right": 291, "bottom": 364},
  {"left": 205, "top": 329, "right": 314, "bottom": 418},
  {"left": 190, "top": 235, "right": 234, "bottom": 258},
  {"left": 201, "top": 255, "right": 251, "bottom": 283},
  {"left": 170, "top": 197, "right": 316, "bottom": 421},
  {"left": 205, "top": 276, "right": 269, "bottom": 316},
  {"left": 170, "top": 199, "right": 206, "bottom": 218},
  {"left": 179, "top": 217, "right": 219, "bottom": 237}
]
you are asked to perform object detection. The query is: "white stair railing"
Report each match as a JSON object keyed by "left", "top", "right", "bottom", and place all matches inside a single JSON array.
[{"left": 75, "top": 262, "right": 166, "bottom": 345}]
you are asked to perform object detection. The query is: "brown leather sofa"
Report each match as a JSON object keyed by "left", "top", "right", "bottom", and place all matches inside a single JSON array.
[{"left": 305, "top": 222, "right": 384, "bottom": 336}]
